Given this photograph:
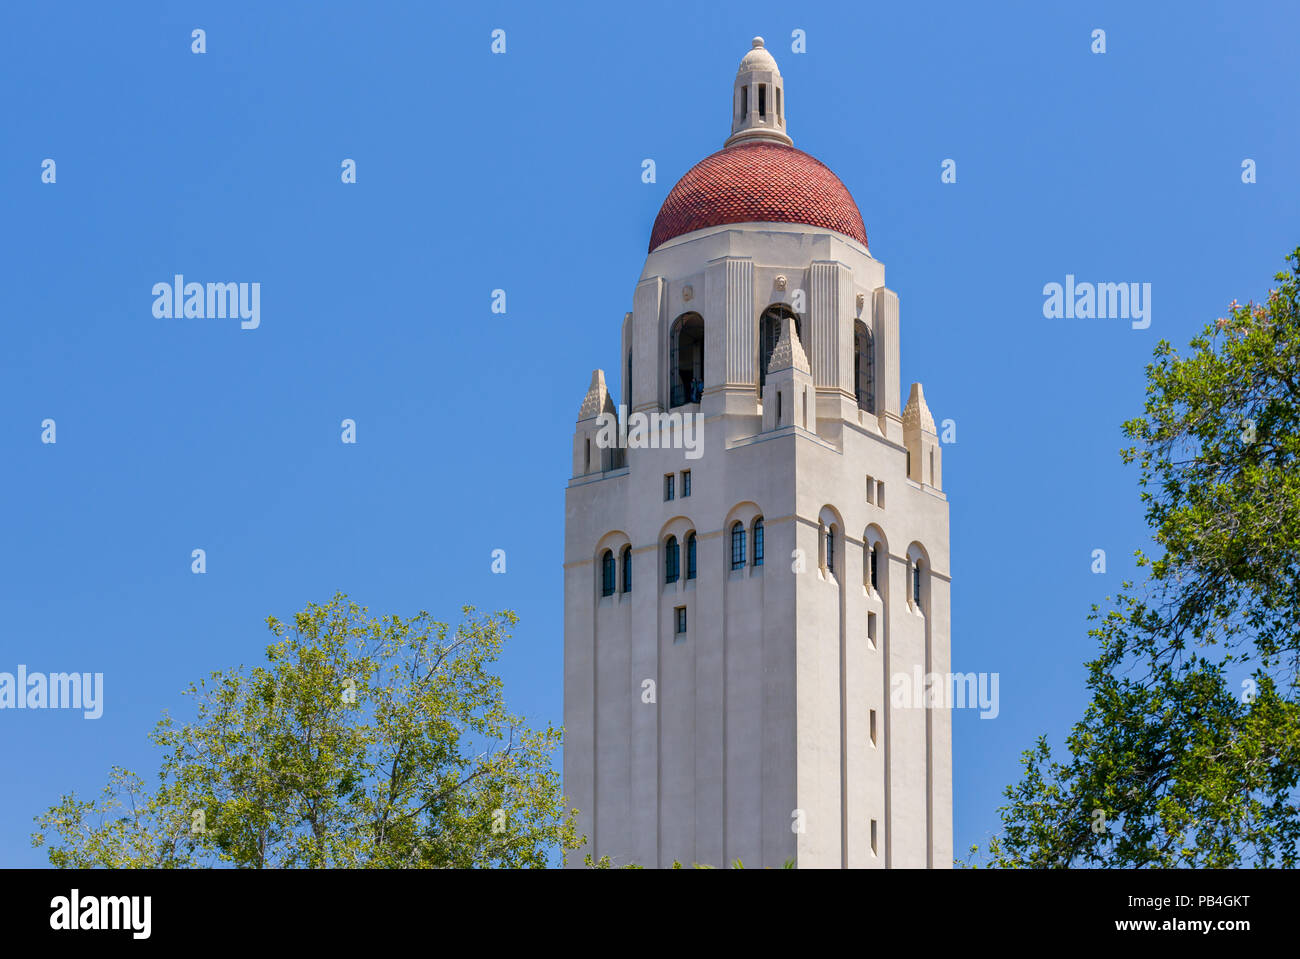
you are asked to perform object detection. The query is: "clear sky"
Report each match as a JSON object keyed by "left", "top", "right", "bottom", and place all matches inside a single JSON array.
[{"left": 2, "top": 1, "right": 1297, "bottom": 867}]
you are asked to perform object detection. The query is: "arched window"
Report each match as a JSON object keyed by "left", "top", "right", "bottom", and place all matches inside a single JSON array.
[
  {"left": 759, "top": 304, "right": 802, "bottom": 390},
  {"left": 752, "top": 517, "right": 764, "bottom": 567},
  {"left": 913, "top": 559, "right": 924, "bottom": 606},
  {"left": 670, "top": 313, "right": 704, "bottom": 408},
  {"left": 601, "top": 550, "right": 616, "bottom": 597},
  {"left": 854, "top": 320, "right": 874, "bottom": 413},
  {"left": 665, "top": 536, "right": 680, "bottom": 584},
  {"left": 687, "top": 532, "right": 697, "bottom": 580},
  {"left": 621, "top": 545, "right": 632, "bottom": 593},
  {"left": 826, "top": 525, "right": 836, "bottom": 575},
  {"left": 730, "top": 522, "right": 746, "bottom": 570},
  {"left": 869, "top": 543, "right": 879, "bottom": 591}
]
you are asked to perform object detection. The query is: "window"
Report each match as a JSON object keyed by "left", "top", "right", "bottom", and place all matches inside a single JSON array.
[
  {"left": 753, "top": 518, "right": 764, "bottom": 567},
  {"left": 687, "top": 532, "right": 697, "bottom": 580},
  {"left": 854, "top": 320, "right": 875, "bottom": 414},
  {"left": 621, "top": 545, "right": 632, "bottom": 594},
  {"left": 730, "top": 522, "right": 746, "bottom": 570},
  {"left": 669, "top": 313, "right": 704, "bottom": 407},
  {"left": 626, "top": 351, "right": 633, "bottom": 408},
  {"left": 600, "top": 550, "right": 615, "bottom": 597},
  {"left": 758, "top": 83, "right": 766, "bottom": 118},
  {"left": 869, "top": 545, "right": 879, "bottom": 591},
  {"left": 681, "top": 469, "right": 691, "bottom": 498},
  {"left": 776, "top": 87, "right": 782, "bottom": 121},
  {"left": 826, "top": 526, "right": 836, "bottom": 574},
  {"left": 876, "top": 480, "right": 885, "bottom": 508},
  {"left": 585, "top": 438, "right": 591, "bottom": 473},
  {"left": 759, "top": 305, "right": 801, "bottom": 390},
  {"left": 665, "top": 536, "right": 680, "bottom": 584},
  {"left": 675, "top": 606, "right": 687, "bottom": 634},
  {"left": 870, "top": 819, "right": 878, "bottom": 856},
  {"left": 664, "top": 473, "right": 674, "bottom": 501},
  {"left": 867, "top": 611, "right": 877, "bottom": 649},
  {"left": 913, "top": 559, "right": 923, "bottom": 606},
  {"left": 865, "top": 474, "right": 875, "bottom": 505},
  {"left": 870, "top": 709, "right": 877, "bottom": 746},
  {"left": 741, "top": 85, "right": 748, "bottom": 119}
]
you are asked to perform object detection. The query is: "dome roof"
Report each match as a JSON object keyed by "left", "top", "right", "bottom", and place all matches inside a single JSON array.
[
  {"left": 737, "top": 36, "right": 779, "bottom": 74},
  {"left": 649, "top": 141, "right": 868, "bottom": 252}
]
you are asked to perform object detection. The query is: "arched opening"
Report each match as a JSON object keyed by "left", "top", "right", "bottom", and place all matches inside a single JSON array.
[
  {"left": 670, "top": 313, "right": 704, "bottom": 408},
  {"left": 600, "top": 550, "right": 615, "bottom": 597},
  {"left": 913, "top": 557, "right": 924, "bottom": 607},
  {"left": 665, "top": 536, "right": 680, "bottom": 584},
  {"left": 826, "top": 524, "right": 837, "bottom": 575},
  {"left": 730, "top": 521, "right": 746, "bottom": 570},
  {"left": 687, "top": 532, "right": 698, "bottom": 580},
  {"left": 621, "top": 545, "right": 632, "bottom": 594},
  {"left": 854, "top": 320, "right": 874, "bottom": 413},
  {"left": 759, "top": 304, "right": 801, "bottom": 391},
  {"left": 752, "top": 517, "right": 764, "bottom": 567}
]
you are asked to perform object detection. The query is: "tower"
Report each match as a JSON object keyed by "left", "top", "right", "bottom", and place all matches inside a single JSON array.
[{"left": 563, "top": 38, "right": 951, "bottom": 868}]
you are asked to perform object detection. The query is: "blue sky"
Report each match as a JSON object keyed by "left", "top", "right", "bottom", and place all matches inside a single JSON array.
[{"left": 1, "top": 1, "right": 1297, "bottom": 867}]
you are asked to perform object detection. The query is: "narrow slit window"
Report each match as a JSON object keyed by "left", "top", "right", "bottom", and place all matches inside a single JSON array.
[
  {"left": 675, "top": 606, "right": 687, "bottom": 634},
  {"left": 870, "top": 709, "right": 877, "bottom": 746},
  {"left": 687, "top": 532, "right": 697, "bottom": 581},
  {"left": 758, "top": 83, "right": 766, "bottom": 117},
  {"left": 600, "top": 550, "right": 615, "bottom": 597},
  {"left": 867, "top": 611, "right": 877, "bottom": 648},
  {"left": 665, "top": 536, "right": 680, "bottom": 584},
  {"left": 664, "top": 473, "right": 674, "bottom": 501},
  {"left": 753, "top": 518, "right": 764, "bottom": 567},
  {"left": 730, "top": 522, "right": 746, "bottom": 570}
]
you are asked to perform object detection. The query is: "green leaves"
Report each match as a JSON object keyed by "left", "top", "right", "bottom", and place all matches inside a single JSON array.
[
  {"left": 33, "top": 594, "right": 580, "bottom": 869},
  {"left": 986, "top": 248, "right": 1300, "bottom": 868}
]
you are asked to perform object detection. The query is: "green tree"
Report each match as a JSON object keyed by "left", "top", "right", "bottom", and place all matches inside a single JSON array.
[
  {"left": 985, "top": 248, "right": 1300, "bottom": 868},
  {"left": 33, "top": 594, "right": 580, "bottom": 868}
]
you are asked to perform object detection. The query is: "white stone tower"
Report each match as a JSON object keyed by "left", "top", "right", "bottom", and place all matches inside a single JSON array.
[{"left": 563, "top": 38, "right": 951, "bottom": 868}]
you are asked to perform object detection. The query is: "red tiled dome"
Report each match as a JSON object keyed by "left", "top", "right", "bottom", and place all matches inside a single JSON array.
[{"left": 649, "top": 141, "right": 867, "bottom": 252}]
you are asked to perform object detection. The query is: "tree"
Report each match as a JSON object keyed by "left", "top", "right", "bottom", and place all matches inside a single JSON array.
[
  {"left": 985, "top": 248, "right": 1300, "bottom": 868},
  {"left": 33, "top": 593, "right": 580, "bottom": 868}
]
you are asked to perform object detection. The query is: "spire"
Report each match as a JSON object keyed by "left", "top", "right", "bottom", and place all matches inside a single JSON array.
[
  {"left": 577, "top": 369, "right": 616, "bottom": 421},
  {"left": 902, "top": 382, "right": 936, "bottom": 434},
  {"left": 724, "top": 37, "right": 793, "bottom": 149},
  {"left": 767, "top": 315, "right": 809, "bottom": 374}
]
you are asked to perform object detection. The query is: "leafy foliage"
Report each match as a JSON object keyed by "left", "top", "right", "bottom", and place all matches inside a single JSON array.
[
  {"left": 984, "top": 249, "right": 1300, "bottom": 867},
  {"left": 33, "top": 594, "right": 580, "bottom": 868}
]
